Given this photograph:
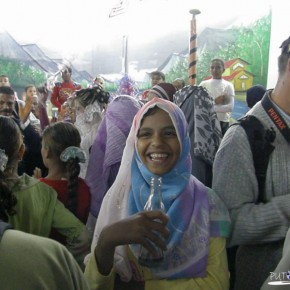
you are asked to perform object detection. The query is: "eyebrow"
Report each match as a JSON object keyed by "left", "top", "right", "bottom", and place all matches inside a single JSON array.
[{"left": 139, "top": 125, "right": 176, "bottom": 131}]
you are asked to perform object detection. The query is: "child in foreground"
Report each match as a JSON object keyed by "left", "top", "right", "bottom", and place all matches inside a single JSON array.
[{"left": 84, "top": 97, "right": 230, "bottom": 289}]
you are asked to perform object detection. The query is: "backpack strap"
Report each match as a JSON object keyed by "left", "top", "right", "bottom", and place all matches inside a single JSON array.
[
  {"left": 0, "top": 221, "right": 12, "bottom": 242},
  {"left": 235, "top": 115, "right": 276, "bottom": 203}
]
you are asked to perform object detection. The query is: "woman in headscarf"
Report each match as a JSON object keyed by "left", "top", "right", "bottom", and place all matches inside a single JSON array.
[
  {"left": 85, "top": 95, "right": 142, "bottom": 233},
  {"left": 146, "top": 82, "right": 177, "bottom": 102},
  {"left": 84, "top": 97, "right": 230, "bottom": 289},
  {"left": 174, "top": 85, "right": 222, "bottom": 187}
]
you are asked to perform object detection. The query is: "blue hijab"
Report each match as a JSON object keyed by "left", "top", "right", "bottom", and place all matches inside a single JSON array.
[{"left": 128, "top": 97, "right": 230, "bottom": 279}]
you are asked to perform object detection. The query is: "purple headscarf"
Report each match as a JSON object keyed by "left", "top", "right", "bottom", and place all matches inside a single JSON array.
[{"left": 85, "top": 95, "right": 142, "bottom": 218}]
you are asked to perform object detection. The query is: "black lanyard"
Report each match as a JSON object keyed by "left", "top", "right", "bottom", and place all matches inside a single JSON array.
[{"left": 261, "top": 92, "right": 290, "bottom": 144}]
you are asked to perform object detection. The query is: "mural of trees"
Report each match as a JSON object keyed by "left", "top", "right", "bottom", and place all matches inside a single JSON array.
[
  {"left": 166, "top": 57, "right": 188, "bottom": 83},
  {"left": 197, "top": 11, "right": 271, "bottom": 87},
  {"left": 0, "top": 57, "right": 46, "bottom": 88}
]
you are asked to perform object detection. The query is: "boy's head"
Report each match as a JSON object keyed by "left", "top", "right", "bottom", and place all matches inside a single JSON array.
[
  {"left": 210, "top": 59, "right": 225, "bottom": 79},
  {"left": 149, "top": 71, "right": 165, "bottom": 87},
  {"left": 25, "top": 85, "right": 37, "bottom": 98},
  {"left": 0, "top": 75, "right": 10, "bottom": 87},
  {"left": 246, "top": 84, "right": 266, "bottom": 108},
  {"left": 61, "top": 66, "right": 72, "bottom": 82}
]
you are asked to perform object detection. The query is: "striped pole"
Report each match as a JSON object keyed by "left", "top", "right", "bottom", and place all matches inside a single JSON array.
[
  {"left": 122, "top": 35, "right": 128, "bottom": 74},
  {"left": 188, "top": 9, "right": 201, "bottom": 85}
]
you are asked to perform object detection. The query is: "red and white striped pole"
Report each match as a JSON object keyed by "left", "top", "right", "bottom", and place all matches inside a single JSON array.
[{"left": 188, "top": 9, "right": 201, "bottom": 85}]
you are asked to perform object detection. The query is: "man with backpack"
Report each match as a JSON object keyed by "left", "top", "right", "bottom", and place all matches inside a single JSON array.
[{"left": 212, "top": 35, "right": 290, "bottom": 290}]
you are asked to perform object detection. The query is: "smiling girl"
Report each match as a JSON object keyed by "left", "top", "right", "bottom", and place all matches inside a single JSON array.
[{"left": 85, "top": 97, "right": 230, "bottom": 290}]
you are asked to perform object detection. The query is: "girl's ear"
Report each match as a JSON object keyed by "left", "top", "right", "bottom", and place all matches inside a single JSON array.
[
  {"left": 43, "top": 146, "right": 51, "bottom": 159},
  {"left": 18, "top": 143, "right": 25, "bottom": 161}
]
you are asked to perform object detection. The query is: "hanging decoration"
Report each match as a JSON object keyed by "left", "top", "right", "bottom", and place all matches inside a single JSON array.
[{"left": 116, "top": 74, "right": 139, "bottom": 96}]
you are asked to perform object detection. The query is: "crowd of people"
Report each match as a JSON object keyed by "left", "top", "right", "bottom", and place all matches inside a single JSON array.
[{"left": 0, "top": 35, "right": 290, "bottom": 290}]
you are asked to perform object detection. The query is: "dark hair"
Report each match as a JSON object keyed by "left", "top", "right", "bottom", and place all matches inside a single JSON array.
[
  {"left": 246, "top": 84, "right": 266, "bottom": 108},
  {"left": 139, "top": 106, "right": 160, "bottom": 129},
  {"left": 150, "top": 71, "right": 166, "bottom": 81},
  {"left": 61, "top": 66, "right": 72, "bottom": 74},
  {"left": 0, "top": 116, "right": 22, "bottom": 169},
  {"left": 42, "top": 122, "right": 81, "bottom": 215},
  {"left": 0, "top": 86, "right": 15, "bottom": 96},
  {"left": 75, "top": 86, "right": 110, "bottom": 108},
  {"left": 211, "top": 58, "right": 225, "bottom": 69},
  {"left": 0, "top": 116, "right": 19, "bottom": 221},
  {"left": 0, "top": 169, "right": 17, "bottom": 221},
  {"left": 24, "top": 84, "right": 36, "bottom": 92},
  {"left": 278, "top": 36, "right": 290, "bottom": 74}
]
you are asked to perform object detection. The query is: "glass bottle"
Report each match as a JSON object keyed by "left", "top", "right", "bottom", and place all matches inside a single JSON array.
[{"left": 138, "top": 176, "right": 165, "bottom": 267}]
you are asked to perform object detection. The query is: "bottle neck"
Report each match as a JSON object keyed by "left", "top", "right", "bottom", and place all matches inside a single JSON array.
[{"left": 145, "top": 176, "right": 164, "bottom": 211}]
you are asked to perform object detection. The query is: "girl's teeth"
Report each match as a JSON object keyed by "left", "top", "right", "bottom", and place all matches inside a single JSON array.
[{"left": 150, "top": 153, "right": 168, "bottom": 160}]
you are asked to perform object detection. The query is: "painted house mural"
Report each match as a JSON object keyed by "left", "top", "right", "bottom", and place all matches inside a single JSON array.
[
  {"left": 156, "top": 9, "right": 271, "bottom": 92},
  {"left": 197, "top": 10, "right": 271, "bottom": 88},
  {"left": 203, "top": 58, "right": 254, "bottom": 92},
  {"left": 0, "top": 5, "right": 272, "bottom": 96},
  {"left": 224, "top": 58, "right": 254, "bottom": 91}
]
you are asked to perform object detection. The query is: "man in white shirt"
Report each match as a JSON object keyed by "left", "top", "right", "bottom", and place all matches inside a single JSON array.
[{"left": 199, "top": 58, "right": 235, "bottom": 135}]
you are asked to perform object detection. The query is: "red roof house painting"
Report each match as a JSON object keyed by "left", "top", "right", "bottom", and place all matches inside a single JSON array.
[{"left": 203, "top": 58, "right": 254, "bottom": 91}]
